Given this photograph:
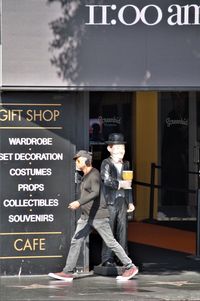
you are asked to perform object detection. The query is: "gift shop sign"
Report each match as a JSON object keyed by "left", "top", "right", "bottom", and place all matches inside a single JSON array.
[
  {"left": 0, "top": 102, "right": 66, "bottom": 268},
  {"left": 85, "top": 3, "right": 200, "bottom": 26}
]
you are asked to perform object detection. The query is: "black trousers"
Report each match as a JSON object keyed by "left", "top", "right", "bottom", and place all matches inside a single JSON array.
[{"left": 101, "top": 197, "right": 128, "bottom": 263}]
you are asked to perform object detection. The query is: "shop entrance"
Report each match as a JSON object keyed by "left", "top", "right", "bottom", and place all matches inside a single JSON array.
[{"left": 88, "top": 91, "right": 134, "bottom": 268}]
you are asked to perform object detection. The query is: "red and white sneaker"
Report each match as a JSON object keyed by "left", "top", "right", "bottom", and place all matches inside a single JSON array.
[
  {"left": 116, "top": 266, "right": 138, "bottom": 281},
  {"left": 48, "top": 271, "right": 74, "bottom": 281}
]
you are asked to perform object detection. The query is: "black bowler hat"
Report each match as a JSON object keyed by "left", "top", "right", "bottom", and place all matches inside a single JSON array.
[{"left": 106, "top": 133, "right": 126, "bottom": 145}]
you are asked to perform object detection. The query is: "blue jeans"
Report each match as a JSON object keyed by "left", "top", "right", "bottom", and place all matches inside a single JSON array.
[{"left": 63, "top": 217, "right": 133, "bottom": 273}]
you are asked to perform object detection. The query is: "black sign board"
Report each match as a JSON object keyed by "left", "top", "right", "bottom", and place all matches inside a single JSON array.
[{"left": 0, "top": 92, "right": 88, "bottom": 275}]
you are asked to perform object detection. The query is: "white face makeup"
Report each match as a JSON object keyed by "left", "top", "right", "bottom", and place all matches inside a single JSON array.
[{"left": 108, "top": 144, "right": 125, "bottom": 162}]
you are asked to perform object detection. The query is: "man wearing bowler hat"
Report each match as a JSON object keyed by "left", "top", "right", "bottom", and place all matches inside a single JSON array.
[{"left": 101, "top": 133, "right": 135, "bottom": 267}]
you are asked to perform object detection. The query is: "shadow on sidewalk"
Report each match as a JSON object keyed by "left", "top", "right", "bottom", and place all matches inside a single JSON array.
[{"left": 89, "top": 233, "right": 200, "bottom": 275}]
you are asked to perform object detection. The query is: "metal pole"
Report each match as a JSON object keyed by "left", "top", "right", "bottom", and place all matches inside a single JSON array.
[
  {"left": 149, "top": 163, "right": 156, "bottom": 220},
  {"left": 188, "top": 169, "right": 200, "bottom": 261},
  {"left": 196, "top": 189, "right": 200, "bottom": 257},
  {"left": 196, "top": 154, "right": 200, "bottom": 257}
]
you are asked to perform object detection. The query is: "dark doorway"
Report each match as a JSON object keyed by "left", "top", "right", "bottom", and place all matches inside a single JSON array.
[
  {"left": 89, "top": 91, "right": 133, "bottom": 170},
  {"left": 89, "top": 91, "right": 134, "bottom": 268}
]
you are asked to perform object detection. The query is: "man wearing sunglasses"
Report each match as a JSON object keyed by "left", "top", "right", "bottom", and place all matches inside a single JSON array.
[{"left": 48, "top": 150, "right": 138, "bottom": 281}]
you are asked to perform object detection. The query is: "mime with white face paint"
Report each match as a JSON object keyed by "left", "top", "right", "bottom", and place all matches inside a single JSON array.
[{"left": 100, "top": 133, "right": 135, "bottom": 267}]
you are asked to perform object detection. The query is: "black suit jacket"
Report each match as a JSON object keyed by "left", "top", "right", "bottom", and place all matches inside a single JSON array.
[{"left": 100, "top": 157, "right": 133, "bottom": 206}]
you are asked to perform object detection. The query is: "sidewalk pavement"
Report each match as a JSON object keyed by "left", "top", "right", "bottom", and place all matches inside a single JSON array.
[
  {"left": 1, "top": 269, "right": 200, "bottom": 301},
  {"left": 1, "top": 237, "right": 200, "bottom": 300}
]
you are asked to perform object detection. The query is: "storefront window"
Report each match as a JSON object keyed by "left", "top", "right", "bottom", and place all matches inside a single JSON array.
[{"left": 159, "top": 92, "right": 189, "bottom": 218}]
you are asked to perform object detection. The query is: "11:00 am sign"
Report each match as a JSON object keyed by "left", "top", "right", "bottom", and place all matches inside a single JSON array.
[{"left": 85, "top": 3, "right": 200, "bottom": 26}]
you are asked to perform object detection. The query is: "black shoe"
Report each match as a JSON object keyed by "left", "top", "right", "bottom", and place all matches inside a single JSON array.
[{"left": 102, "top": 260, "right": 116, "bottom": 267}]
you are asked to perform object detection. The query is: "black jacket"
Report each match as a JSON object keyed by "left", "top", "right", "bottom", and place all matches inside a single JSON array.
[{"left": 100, "top": 157, "right": 133, "bottom": 206}]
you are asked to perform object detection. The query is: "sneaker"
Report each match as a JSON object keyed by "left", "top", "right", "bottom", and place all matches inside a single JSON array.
[
  {"left": 48, "top": 271, "right": 74, "bottom": 281},
  {"left": 116, "top": 266, "right": 138, "bottom": 281}
]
